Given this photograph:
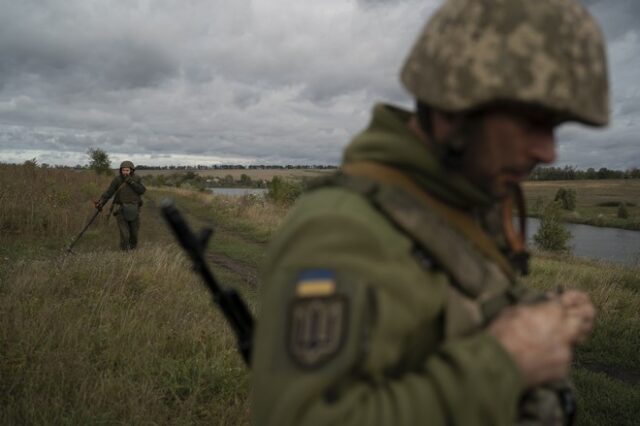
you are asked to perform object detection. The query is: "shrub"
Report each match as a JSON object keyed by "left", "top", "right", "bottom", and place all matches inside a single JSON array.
[
  {"left": 534, "top": 201, "right": 572, "bottom": 252},
  {"left": 239, "top": 174, "right": 252, "bottom": 186},
  {"left": 554, "top": 188, "right": 577, "bottom": 211},
  {"left": 531, "top": 197, "right": 545, "bottom": 215},
  {"left": 617, "top": 203, "right": 629, "bottom": 219},
  {"left": 267, "top": 176, "right": 303, "bottom": 205}
]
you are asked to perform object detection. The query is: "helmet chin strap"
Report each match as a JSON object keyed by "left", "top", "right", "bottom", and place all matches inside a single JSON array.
[{"left": 502, "top": 184, "right": 530, "bottom": 275}]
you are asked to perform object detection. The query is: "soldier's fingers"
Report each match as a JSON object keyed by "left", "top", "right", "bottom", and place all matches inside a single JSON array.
[{"left": 560, "top": 290, "right": 591, "bottom": 308}]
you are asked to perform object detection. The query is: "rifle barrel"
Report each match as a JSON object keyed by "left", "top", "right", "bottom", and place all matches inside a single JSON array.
[{"left": 160, "top": 198, "right": 254, "bottom": 365}]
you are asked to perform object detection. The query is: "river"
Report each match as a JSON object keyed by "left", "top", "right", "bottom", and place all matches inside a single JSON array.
[
  {"left": 527, "top": 218, "right": 640, "bottom": 266},
  {"left": 207, "top": 188, "right": 640, "bottom": 266}
]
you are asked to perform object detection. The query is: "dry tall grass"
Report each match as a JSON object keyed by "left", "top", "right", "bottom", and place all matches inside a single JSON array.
[
  {"left": 0, "top": 164, "right": 111, "bottom": 240},
  {"left": 1, "top": 245, "right": 250, "bottom": 425}
]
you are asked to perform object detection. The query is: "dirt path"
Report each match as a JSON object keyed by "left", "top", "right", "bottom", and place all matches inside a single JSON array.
[{"left": 207, "top": 252, "right": 259, "bottom": 287}]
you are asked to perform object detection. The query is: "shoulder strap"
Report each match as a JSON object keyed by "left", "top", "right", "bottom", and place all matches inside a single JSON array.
[
  {"left": 313, "top": 166, "right": 511, "bottom": 300},
  {"left": 341, "top": 162, "right": 516, "bottom": 281}
]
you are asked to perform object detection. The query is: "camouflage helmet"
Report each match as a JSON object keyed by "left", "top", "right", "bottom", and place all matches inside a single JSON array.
[
  {"left": 120, "top": 160, "right": 135, "bottom": 170},
  {"left": 400, "top": 0, "right": 610, "bottom": 126}
]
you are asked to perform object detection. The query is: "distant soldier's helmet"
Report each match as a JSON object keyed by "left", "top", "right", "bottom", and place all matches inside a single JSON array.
[
  {"left": 120, "top": 160, "right": 135, "bottom": 170},
  {"left": 400, "top": 0, "right": 610, "bottom": 126}
]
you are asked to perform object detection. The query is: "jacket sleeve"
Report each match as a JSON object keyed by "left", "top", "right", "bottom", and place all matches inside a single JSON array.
[
  {"left": 126, "top": 176, "right": 146, "bottom": 195},
  {"left": 99, "top": 176, "right": 122, "bottom": 205},
  {"left": 252, "top": 208, "right": 525, "bottom": 426}
]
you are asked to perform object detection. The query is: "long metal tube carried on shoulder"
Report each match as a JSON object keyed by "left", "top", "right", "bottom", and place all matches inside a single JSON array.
[
  {"left": 160, "top": 198, "right": 254, "bottom": 366},
  {"left": 65, "top": 207, "right": 102, "bottom": 254}
]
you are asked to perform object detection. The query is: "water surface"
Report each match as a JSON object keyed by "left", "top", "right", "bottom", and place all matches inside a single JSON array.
[{"left": 527, "top": 218, "right": 640, "bottom": 266}]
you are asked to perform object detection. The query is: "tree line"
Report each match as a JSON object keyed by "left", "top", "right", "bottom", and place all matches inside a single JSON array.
[{"left": 529, "top": 165, "right": 640, "bottom": 181}]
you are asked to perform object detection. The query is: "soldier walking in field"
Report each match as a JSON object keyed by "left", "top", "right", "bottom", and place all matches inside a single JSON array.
[
  {"left": 96, "top": 160, "right": 146, "bottom": 250},
  {"left": 252, "top": 0, "right": 607, "bottom": 424}
]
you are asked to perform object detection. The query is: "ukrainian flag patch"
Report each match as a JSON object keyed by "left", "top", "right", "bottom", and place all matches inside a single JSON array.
[
  {"left": 295, "top": 269, "right": 337, "bottom": 297},
  {"left": 288, "top": 269, "right": 346, "bottom": 368}
]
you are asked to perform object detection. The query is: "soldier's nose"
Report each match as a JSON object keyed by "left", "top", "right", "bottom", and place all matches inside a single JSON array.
[{"left": 530, "top": 132, "right": 556, "bottom": 165}]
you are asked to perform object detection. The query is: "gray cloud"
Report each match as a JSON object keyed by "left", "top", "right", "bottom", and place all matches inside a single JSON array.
[{"left": 0, "top": 0, "right": 638, "bottom": 169}]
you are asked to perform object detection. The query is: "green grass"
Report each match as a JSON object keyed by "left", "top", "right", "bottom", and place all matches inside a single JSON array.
[
  {"left": 1, "top": 165, "right": 639, "bottom": 425},
  {"left": 572, "top": 368, "right": 640, "bottom": 426},
  {"left": 0, "top": 247, "right": 252, "bottom": 425},
  {"left": 525, "top": 256, "right": 640, "bottom": 374},
  {"left": 524, "top": 180, "right": 640, "bottom": 230}
]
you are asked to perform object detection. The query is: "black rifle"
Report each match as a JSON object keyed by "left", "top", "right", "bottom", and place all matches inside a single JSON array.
[
  {"left": 160, "top": 198, "right": 254, "bottom": 365},
  {"left": 66, "top": 207, "right": 102, "bottom": 254}
]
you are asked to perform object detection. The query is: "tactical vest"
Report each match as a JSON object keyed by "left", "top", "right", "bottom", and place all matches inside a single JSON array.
[{"left": 313, "top": 162, "right": 576, "bottom": 426}]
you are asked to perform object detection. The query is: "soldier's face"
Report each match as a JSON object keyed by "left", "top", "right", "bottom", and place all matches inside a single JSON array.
[
  {"left": 121, "top": 168, "right": 131, "bottom": 176},
  {"left": 462, "top": 108, "right": 557, "bottom": 198}
]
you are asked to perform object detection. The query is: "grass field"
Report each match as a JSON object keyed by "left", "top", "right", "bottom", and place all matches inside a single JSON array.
[
  {"left": 523, "top": 180, "right": 640, "bottom": 230},
  {"left": 1, "top": 165, "right": 638, "bottom": 425}
]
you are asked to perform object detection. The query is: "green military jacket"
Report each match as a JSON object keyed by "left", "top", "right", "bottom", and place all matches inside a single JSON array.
[
  {"left": 100, "top": 174, "right": 146, "bottom": 220},
  {"left": 252, "top": 104, "right": 549, "bottom": 425}
]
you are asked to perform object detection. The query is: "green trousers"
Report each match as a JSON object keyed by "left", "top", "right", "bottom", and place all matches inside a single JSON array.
[{"left": 116, "top": 214, "right": 140, "bottom": 250}]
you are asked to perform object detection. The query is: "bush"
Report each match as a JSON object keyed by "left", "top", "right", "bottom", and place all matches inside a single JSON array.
[
  {"left": 534, "top": 201, "right": 572, "bottom": 252},
  {"left": 554, "top": 188, "right": 577, "bottom": 211},
  {"left": 617, "top": 203, "right": 629, "bottom": 219},
  {"left": 531, "top": 196, "right": 545, "bottom": 215},
  {"left": 267, "top": 176, "right": 303, "bottom": 205},
  {"left": 239, "top": 174, "right": 253, "bottom": 186}
]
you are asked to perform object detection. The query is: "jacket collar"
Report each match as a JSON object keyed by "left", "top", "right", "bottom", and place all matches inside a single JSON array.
[{"left": 342, "top": 103, "right": 492, "bottom": 210}]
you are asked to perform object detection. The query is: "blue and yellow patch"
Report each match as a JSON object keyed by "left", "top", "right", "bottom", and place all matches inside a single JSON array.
[
  {"left": 295, "top": 269, "right": 337, "bottom": 298},
  {"left": 288, "top": 269, "right": 347, "bottom": 368}
]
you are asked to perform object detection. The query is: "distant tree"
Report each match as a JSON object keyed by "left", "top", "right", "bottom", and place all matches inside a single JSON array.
[
  {"left": 534, "top": 201, "right": 571, "bottom": 252},
  {"left": 23, "top": 158, "right": 38, "bottom": 168},
  {"left": 617, "top": 203, "right": 629, "bottom": 219},
  {"left": 87, "top": 148, "right": 113, "bottom": 176}
]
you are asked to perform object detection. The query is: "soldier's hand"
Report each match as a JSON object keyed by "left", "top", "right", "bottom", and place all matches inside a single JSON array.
[
  {"left": 488, "top": 297, "right": 595, "bottom": 388},
  {"left": 94, "top": 200, "right": 102, "bottom": 210},
  {"left": 557, "top": 290, "right": 596, "bottom": 344}
]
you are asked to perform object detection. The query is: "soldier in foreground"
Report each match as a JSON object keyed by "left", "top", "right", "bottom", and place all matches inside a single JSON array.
[
  {"left": 96, "top": 160, "right": 146, "bottom": 250},
  {"left": 252, "top": 0, "right": 607, "bottom": 424}
]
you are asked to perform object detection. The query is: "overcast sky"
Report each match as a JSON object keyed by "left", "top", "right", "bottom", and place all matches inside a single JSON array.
[{"left": 0, "top": 0, "right": 638, "bottom": 168}]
